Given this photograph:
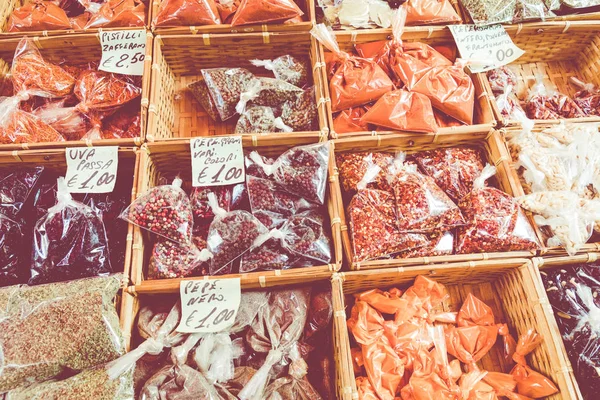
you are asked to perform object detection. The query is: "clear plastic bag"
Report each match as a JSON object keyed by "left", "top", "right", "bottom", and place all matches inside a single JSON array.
[
  {"left": 487, "top": 66, "right": 518, "bottom": 94},
  {"left": 153, "top": 0, "right": 221, "bottom": 27},
  {"left": 562, "top": 0, "right": 600, "bottom": 8},
  {"left": 31, "top": 177, "right": 112, "bottom": 285},
  {"left": 392, "top": 231, "right": 454, "bottom": 258},
  {"left": 190, "top": 185, "right": 232, "bottom": 224},
  {"left": 526, "top": 76, "right": 585, "bottom": 120},
  {"left": 0, "top": 166, "right": 44, "bottom": 218},
  {"left": 336, "top": 152, "right": 393, "bottom": 193},
  {"left": 235, "top": 77, "right": 303, "bottom": 114},
  {"left": 147, "top": 235, "right": 209, "bottom": 279},
  {"left": 251, "top": 55, "right": 309, "bottom": 87},
  {"left": 188, "top": 78, "right": 220, "bottom": 121},
  {"left": 387, "top": 153, "right": 465, "bottom": 232},
  {"left": 281, "top": 87, "right": 318, "bottom": 132},
  {"left": 121, "top": 177, "right": 194, "bottom": 243},
  {"left": 230, "top": 0, "right": 304, "bottom": 26},
  {"left": 310, "top": 24, "right": 394, "bottom": 112},
  {"left": 84, "top": 0, "right": 146, "bottom": 28},
  {"left": 456, "top": 165, "right": 540, "bottom": 254},
  {"left": 247, "top": 142, "right": 330, "bottom": 205},
  {"left": 0, "top": 215, "right": 25, "bottom": 287},
  {"left": 7, "top": 1, "right": 71, "bottom": 32},
  {"left": 0, "top": 274, "right": 125, "bottom": 392},
  {"left": 496, "top": 85, "right": 526, "bottom": 121},
  {"left": 234, "top": 106, "right": 292, "bottom": 134},
  {"left": 405, "top": 0, "right": 461, "bottom": 25},
  {"left": 201, "top": 67, "right": 254, "bottom": 121},
  {"left": 0, "top": 108, "right": 65, "bottom": 144},
  {"left": 412, "top": 146, "right": 485, "bottom": 202},
  {"left": 571, "top": 77, "right": 600, "bottom": 117},
  {"left": 247, "top": 175, "right": 313, "bottom": 217},
  {"left": 34, "top": 98, "right": 90, "bottom": 140},
  {"left": 240, "top": 237, "right": 295, "bottom": 272},
  {"left": 360, "top": 89, "right": 438, "bottom": 133},
  {"left": 459, "top": 0, "right": 554, "bottom": 25}
]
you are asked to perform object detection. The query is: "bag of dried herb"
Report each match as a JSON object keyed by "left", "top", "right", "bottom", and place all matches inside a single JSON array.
[
  {"left": 0, "top": 166, "right": 44, "bottom": 218},
  {"left": 31, "top": 177, "right": 112, "bottom": 285},
  {"left": 456, "top": 164, "right": 540, "bottom": 254},
  {"left": 0, "top": 274, "right": 125, "bottom": 392},
  {"left": 247, "top": 142, "right": 330, "bottom": 205},
  {"left": 234, "top": 106, "right": 292, "bottom": 134},
  {"left": 235, "top": 77, "right": 303, "bottom": 115},
  {"left": 121, "top": 177, "right": 194, "bottom": 243},
  {"left": 281, "top": 87, "right": 318, "bottom": 132},
  {"left": 201, "top": 67, "right": 254, "bottom": 121},
  {"left": 251, "top": 55, "right": 309, "bottom": 87},
  {"left": 0, "top": 215, "right": 25, "bottom": 287}
]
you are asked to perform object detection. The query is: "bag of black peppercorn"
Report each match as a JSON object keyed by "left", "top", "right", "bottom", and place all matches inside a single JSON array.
[
  {"left": 30, "top": 178, "right": 112, "bottom": 285},
  {"left": 247, "top": 142, "right": 330, "bottom": 205},
  {"left": 121, "top": 177, "right": 194, "bottom": 244}
]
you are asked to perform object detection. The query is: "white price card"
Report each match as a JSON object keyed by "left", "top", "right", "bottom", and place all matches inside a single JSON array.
[
  {"left": 65, "top": 146, "right": 118, "bottom": 193},
  {"left": 99, "top": 29, "right": 146, "bottom": 76},
  {"left": 190, "top": 136, "right": 245, "bottom": 187},
  {"left": 449, "top": 24, "right": 524, "bottom": 73},
  {"left": 177, "top": 279, "right": 242, "bottom": 333}
]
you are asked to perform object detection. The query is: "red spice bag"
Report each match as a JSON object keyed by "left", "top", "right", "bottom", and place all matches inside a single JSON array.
[
  {"left": 230, "top": 0, "right": 303, "bottom": 26},
  {"left": 360, "top": 89, "right": 438, "bottom": 133},
  {"left": 0, "top": 109, "right": 65, "bottom": 144},
  {"left": 526, "top": 76, "right": 585, "bottom": 120},
  {"left": 216, "top": 0, "right": 239, "bottom": 23},
  {"left": 311, "top": 24, "right": 394, "bottom": 112},
  {"left": 332, "top": 106, "right": 371, "bottom": 134},
  {"left": 30, "top": 177, "right": 112, "bottom": 285},
  {"left": 455, "top": 164, "right": 540, "bottom": 254},
  {"left": 387, "top": 152, "right": 465, "bottom": 232},
  {"left": 405, "top": 0, "right": 461, "bottom": 25},
  {"left": 410, "top": 60, "right": 475, "bottom": 125},
  {"left": 34, "top": 98, "right": 90, "bottom": 140},
  {"left": 121, "top": 177, "right": 194, "bottom": 243},
  {"left": 570, "top": 77, "right": 600, "bottom": 116},
  {"left": 247, "top": 142, "right": 330, "bottom": 205},
  {"left": 148, "top": 235, "right": 209, "bottom": 279},
  {"left": 247, "top": 175, "right": 313, "bottom": 217},
  {"left": 7, "top": 0, "right": 71, "bottom": 32},
  {"left": 152, "top": 0, "right": 221, "bottom": 28},
  {"left": 337, "top": 152, "right": 393, "bottom": 193},
  {"left": 85, "top": 0, "right": 146, "bottom": 28}
]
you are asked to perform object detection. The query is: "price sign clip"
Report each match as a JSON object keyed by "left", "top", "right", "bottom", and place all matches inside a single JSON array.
[
  {"left": 65, "top": 146, "right": 119, "bottom": 193},
  {"left": 190, "top": 136, "right": 245, "bottom": 187}
]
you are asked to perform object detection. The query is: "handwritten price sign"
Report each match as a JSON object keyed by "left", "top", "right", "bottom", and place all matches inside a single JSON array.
[
  {"left": 190, "top": 136, "right": 245, "bottom": 187},
  {"left": 449, "top": 24, "right": 524, "bottom": 73},
  {"left": 65, "top": 146, "right": 118, "bottom": 193},
  {"left": 177, "top": 279, "right": 241, "bottom": 333},
  {"left": 99, "top": 30, "right": 146, "bottom": 76}
]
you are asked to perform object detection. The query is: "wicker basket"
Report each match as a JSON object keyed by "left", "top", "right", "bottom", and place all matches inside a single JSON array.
[
  {"left": 0, "top": 33, "right": 152, "bottom": 149},
  {"left": 333, "top": 130, "right": 540, "bottom": 271},
  {"left": 127, "top": 139, "right": 343, "bottom": 295},
  {"left": 0, "top": 147, "right": 140, "bottom": 289},
  {"left": 147, "top": 32, "right": 329, "bottom": 144},
  {"left": 0, "top": 0, "right": 150, "bottom": 37},
  {"left": 483, "top": 22, "right": 600, "bottom": 127},
  {"left": 150, "top": 0, "right": 315, "bottom": 35},
  {"left": 315, "top": 26, "right": 495, "bottom": 139},
  {"left": 332, "top": 259, "right": 581, "bottom": 400}
]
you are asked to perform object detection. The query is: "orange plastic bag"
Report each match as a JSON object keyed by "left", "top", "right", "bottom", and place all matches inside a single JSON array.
[
  {"left": 357, "top": 288, "right": 404, "bottom": 315},
  {"left": 230, "top": 0, "right": 303, "bottom": 26},
  {"left": 356, "top": 376, "right": 380, "bottom": 400},
  {"left": 70, "top": 12, "right": 91, "bottom": 29},
  {"left": 216, "top": 0, "right": 239, "bottom": 23},
  {"left": 347, "top": 301, "right": 385, "bottom": 345},
  {"left": 362, "top": 340, "right": 405, "bottom": 400},
  {"left": 510, "top": 330, "right": 558, "bottom": 398},
  {"left": 411, "top": 60, "right": 475, "bottom": 125},
  {"left": 153, "top": 0, "right": 221, "bottom": 27},
  {"left": 311, "top": 24, "right": 394, "bottom": 112},
  {"left": 85, "top": 0, "right": 146, "bottom": 29},
  {"left": 333, "top": 105, "right": 371, "bottom": 134},
  {"left": 7, "top": 0, "right": 71, "bottom": 32},
  {"left": 405, "top": 0, "right": 461, "bottom": 25},
  {"left": 434, "top": 110, "right": 464, "bottom": 127},
  {"left": 360, "top": 89, "right": 438, "bottom": 133}
]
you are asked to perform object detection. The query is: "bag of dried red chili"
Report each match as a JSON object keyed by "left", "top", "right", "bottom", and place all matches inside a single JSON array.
[
  {"left": 570, "top": 77, "right": 600, "bottom": 117},
  {"left": 148, "top": 235, "right": 209, "bottom": 279},
  {"left": 120, "top": 177, "right": 194, "bottom": 243},
  {"left": 387, "top": 152, "right": 465, "bottom": 232},
  {"left": 455, "top": 164, "right": 540, "bottom": 254},
  {"left": 526, "top": 75, "right": 585, "bottom": 120},
  {"left": 360, "top": 89, "right": 438, "bottom": 133},
  {"left": 496, "top": 85, "right": 527, "bottom": 121},
  {"left": 230, "top": 0, "right": 303, "bottom": 26},
  {"left": 247, "top": 142, "right": 330, "bottom": 205},
  {"left": 0, "top": 109, "right": 66, "bottom": 144},
  {"left": 336, "top": 152, "right": 393, "bottom": 193},
  {"left": 152, "top": 0, "right": 221, "bottom": 28},
  {"left": 7, "top": 0, "right": 71, "bottom": 32},
  {"left": 201, "top": 67, "right": 255, "bottom": 121},
  {"left": 310, "top": 24, "right": 394, "bottom": 113},
  {"left": 392, "top": 231, "right": 454, "bottom": 259},
  {"left": 412, "top": 147, "right": 485, "bottom": 202},
  {"left": 84, "top": 0, "right": 146, "bottom": 28},
  {"left": 486, "top": 66, "right": 518, "bottom": 94},
  {"left": 410, "top": 59, "right": 475, "bottom": 125},
  {"left": 101, "top": 99, "right": 141, "bottom": 139},
  {"left": 405, "top": 0, "right": 461, "bottom": 25}
]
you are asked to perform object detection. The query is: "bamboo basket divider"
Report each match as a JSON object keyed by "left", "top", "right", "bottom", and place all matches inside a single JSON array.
[
  {"left": 150, "top": 0, "right": 315, "bottom": 35},
  {"left": 0, "top": 32, "right": 152, "bottom": 149},
  {"left": 314, "top": 26, "right": 495, "bottom": 139},
  {"left": 0, "top": 0, "right": 151, "bottom": 36},
  {"left": 332, "top": 130, "right": 539, "bottom": 271},
  {"left": 482, "top": 21, "right": 600, "bottom": 127},
  {"left": 332, "top": 259, "right": 580, "bottom": 400},
  {"left": 127, "top": 139, "right": 343, "bottom": 295},
  {"left": 496, "top": 124, "right": 600, "bottom": 257},
  {"left": 147, "top": 32, "right": 329, "bottom": 144}
]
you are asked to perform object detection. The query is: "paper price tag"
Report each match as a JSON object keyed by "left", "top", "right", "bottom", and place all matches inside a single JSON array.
[
  {"left": 177, "top": 279, "right": 242, "bottom": 333},
  {"left": 99, "top": 30, "right": 146, "bottom": 76},
  {"left": 65, "top": 146, "right": 118, "bottom": 193},
  {"left": 449, "top": 24, "right": 524, "bottom": 73},
  {"left": 190, "top": 136, "right": 245, "bottom": 187}
]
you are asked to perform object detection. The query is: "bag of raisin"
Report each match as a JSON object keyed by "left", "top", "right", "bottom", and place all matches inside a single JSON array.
[
  {"left": 247, "top": 142, "right": 330, "bottom": 205},
  {"left": 202, "top": 68, "right": 254, "bottom": 121},
  {"left": 251, "top": 55, "right": 309, "bottom": 87},
  {"left": 230, "top": 0, "right": 303, "bottom": 26},
  {"left": 153, "top": 0, "right": 221, "bottom": 28},
  {"left": 310, "top": 23, "right": 394, "bottom": 112},
  {"left": 456, "top": 164, "right": 540, "bottom": 254},
  {"left": 0, "top": 166, "right": 44, "bottom": 218},
  {"left": 0, "top": 214, "right": 26, "bottom": 287},
  {"left": 387, "top": 152, "right": 465, "bottom": 232},
  {"left": 120, "top": 177, "right": 194, "bottom": 243}
]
